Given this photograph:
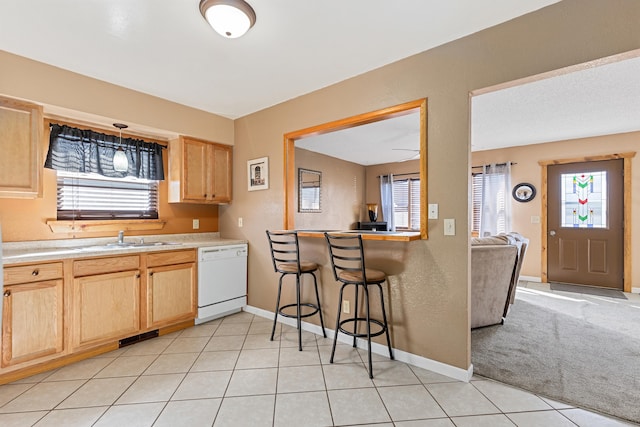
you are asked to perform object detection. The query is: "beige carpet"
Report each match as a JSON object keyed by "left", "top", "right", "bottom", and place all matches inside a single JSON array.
[{"left": 472, "top": 283, "right": 640, "bottom": 424}]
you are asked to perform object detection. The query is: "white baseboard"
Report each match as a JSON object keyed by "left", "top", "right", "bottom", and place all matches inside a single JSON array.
[
  {"left": 632, "top": 287, "right": 640, "bottom": 294},
  {"left": 520, "top": 275, "right": 542, "bottom": 283},
  {"left": 243, "top": 305, "right": 473, "bottom": 383}
]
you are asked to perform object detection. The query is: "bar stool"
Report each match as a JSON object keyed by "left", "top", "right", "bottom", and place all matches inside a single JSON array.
[
  {"left": 266, "top": 230, "right": 326, "bottom": 351},
  {"left": 324, "top": 232, "right": 394, "bottom": 378}
]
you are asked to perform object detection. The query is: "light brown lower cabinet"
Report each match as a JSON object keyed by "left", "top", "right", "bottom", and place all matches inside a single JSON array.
[
  {"left": 146, "top": 263, "right": 197, "bottom": 329},
  {"left": 0, "top": 250, "right": 197, "bottom": 383},
  {"left": 144, "top": 249, "right": 197, "bottom": 329},
  {"left": 2, "top": 279, "right": 64, "bottom": 367},
  {"left": 72, "top": 269, "right": 141, "bottom": 350}
]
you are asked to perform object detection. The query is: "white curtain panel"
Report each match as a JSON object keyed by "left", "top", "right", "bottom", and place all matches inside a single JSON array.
[
  {"left": 379, "top": 174, "right": 395, "bottom": 231},
  {"left": 480, "top": 162, "right": 512, "bottom": 237}
]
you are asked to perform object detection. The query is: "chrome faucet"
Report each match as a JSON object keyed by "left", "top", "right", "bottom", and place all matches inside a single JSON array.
[{"left": 118, "top": 230, "right": 125, "bottom": 245}]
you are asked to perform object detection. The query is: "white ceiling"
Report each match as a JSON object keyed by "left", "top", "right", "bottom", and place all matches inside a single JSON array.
[
  {"left": 0, "top": 0, "right": 559, "bottom": 119},
  {"left": 471, "top": 53, "right": 640, "bottom": 152},
  {"left": 296, "top": 113, "right": 420, "bottom": 166}
]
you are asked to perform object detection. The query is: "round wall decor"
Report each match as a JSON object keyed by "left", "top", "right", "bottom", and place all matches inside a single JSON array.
[{"left": 512, "top": 183, "right": 536, "bottom": 202}]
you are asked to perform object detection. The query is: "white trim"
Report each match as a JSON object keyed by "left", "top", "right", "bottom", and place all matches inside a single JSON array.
[
  {"left": 520, "top": 275, "right": 542, "bottom": 283},
  {"left": 242, "top": 305, "right": 473, "bottom": 383},
  {"left": 632, "top": 287, "right": 640, "bottom": 294}
]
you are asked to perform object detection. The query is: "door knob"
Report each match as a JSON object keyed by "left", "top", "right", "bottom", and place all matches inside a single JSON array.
[{"left": 549, "top": 230, "right": 556, "bottom": 236}]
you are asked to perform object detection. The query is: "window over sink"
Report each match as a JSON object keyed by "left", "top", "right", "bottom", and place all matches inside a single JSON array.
[
  {"left": 45, "top": 122, "right": 165, "bottom": 221},
  {"left": 56, "top": 171, "right": 159, "bottom": 220}
]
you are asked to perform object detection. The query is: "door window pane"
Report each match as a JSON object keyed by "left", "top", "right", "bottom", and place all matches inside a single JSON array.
[{"left": 560, "top": 171, "right": 607, "bottom": 228}]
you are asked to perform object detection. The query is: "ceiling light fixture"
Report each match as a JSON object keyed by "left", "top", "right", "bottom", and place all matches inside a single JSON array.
[
  {"left": 199, "top": 0, "right": 256, "bottom": 39},
  {"left": 112, "top": 123, "right": 129, "bottom": 173}
]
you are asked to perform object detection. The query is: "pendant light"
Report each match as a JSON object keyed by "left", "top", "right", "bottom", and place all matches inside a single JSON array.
[
  {"left": 112, "top": 123, "right": 129, "bottom": 173},
  {"left": 199, "top": 0, "right": 256, "bottom": 39}
]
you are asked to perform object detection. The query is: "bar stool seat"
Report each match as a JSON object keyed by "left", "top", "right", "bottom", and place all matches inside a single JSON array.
[
  {"left": 338, "top": 268, "right": 386, "bottom": 283},
  {"left": 266, "top": 230, "right": 326, "bottom": 351},
  {"left": 324, "top": 232, "right": 394, "bottom": 379},
  {"left": 277, "top": 261, "right": 318, "bottom": 273}
]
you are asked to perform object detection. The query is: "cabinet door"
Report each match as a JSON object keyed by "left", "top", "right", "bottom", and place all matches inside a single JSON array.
[
  {"left": 168, "top": 136, "right": 233, "bottom": 204},
  {"left": 2, "top": 280, "right": 64, "bottom": 367},
  {"left": 146, "top": 263, "right": 196, "bottom": 329},
  {"left": 211, "top": 144, "right": 232, "bottom": 203},
  {"left": 182, "top": 139, "right": 209, "bottom": 202},
  {"left": 0, "top": 97, "right": 43, "bottom": 198},
  {"left": 72, "top": 270, "right": 140, "bottom": 350}
]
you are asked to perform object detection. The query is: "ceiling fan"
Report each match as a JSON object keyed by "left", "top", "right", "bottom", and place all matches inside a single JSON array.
[{"left": 392, "top": 148, "right": 420, "bottom": 161}]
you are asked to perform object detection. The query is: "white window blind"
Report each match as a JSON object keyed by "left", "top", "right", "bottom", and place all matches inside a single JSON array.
[
  {"left": 57, "top": 171, "right": 158, "bottom": 220},
  {"left": 471, "top": 173, "right": 483, "bottom": 234},
  {"left": 393, "top": 177, "right": 420, "bottom": 230}
]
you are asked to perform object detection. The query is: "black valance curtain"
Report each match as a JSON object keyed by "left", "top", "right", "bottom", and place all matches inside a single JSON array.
[{"left": 44, "top": 124, "right": 165, "bottom": 180}]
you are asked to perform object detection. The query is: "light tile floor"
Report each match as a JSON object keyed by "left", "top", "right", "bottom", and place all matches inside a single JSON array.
[{"left": 0, "top": 311, "right": 637, "bottom": 427}]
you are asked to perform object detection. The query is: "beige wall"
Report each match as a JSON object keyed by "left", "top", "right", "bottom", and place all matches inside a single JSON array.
[
  {"left": 294, "top": 148, "right": 365, "bottom": 230},
  {"left": 472, "top": 131, "right": 640, "bottom": 283},
  {"left": 0, "top": 50, "right": 235, "bottom": 242},
  {"left": 221, "top": 0, "right": 640, "bottom": 370}
]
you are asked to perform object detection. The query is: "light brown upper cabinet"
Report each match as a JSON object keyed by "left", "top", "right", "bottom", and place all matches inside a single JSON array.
[
  {"left": 168, "top": 136, "right": 232, "bottom": 204},
  {"left": 0, "top": 96, "right": 43, "bottom": 198}
]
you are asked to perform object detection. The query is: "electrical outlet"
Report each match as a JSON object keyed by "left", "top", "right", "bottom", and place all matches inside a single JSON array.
[
  {"left": 192, "top": 219, "right": 200, "bottom": 229},
  {"left": 238, "top": 217, "right": 243, "bottom": 227},
  {"left": 342, "top": 300, "right": 350, "bottom": 314}
]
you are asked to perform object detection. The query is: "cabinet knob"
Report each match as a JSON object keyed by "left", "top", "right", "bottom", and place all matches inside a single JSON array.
[
  {"left": 32, "top": 269, "right": 39, "bottom": 276},
  {"left": 149, "top": 272, "right": 154, "bottom": 277},
  {"left": 4, "top": 290, "right": 10, "bottom": 297}
]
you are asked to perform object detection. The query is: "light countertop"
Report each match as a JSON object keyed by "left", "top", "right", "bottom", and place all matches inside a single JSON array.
[
  {"left": 2, "top": 233, "right": 248, "bottom": 265},
  {"left": 296, "top": 230, "right": 422, "bottom": 241}
]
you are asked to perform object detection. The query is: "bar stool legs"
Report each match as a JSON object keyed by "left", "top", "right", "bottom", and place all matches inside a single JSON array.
[
  {"left": 270, "top": 271, "right": 325, "bottom": 351},
  {"left": 330, "top": 281, "right": 394, "bottom": 378}
]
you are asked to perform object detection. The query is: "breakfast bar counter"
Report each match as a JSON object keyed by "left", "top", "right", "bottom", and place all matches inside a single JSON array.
[{"left": 295, "top": 230, "right": 422, "bottom": 242}]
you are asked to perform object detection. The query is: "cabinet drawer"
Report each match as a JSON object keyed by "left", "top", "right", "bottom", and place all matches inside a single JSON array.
[
  {"left": 146, "top": 249, "right": 196, "bottom": 267},
  {"left": 4, "top": 262, "right": 63, "bottom": 285},
  {"left": 74, "top": 255, "right": 140, "bottom": 277}
]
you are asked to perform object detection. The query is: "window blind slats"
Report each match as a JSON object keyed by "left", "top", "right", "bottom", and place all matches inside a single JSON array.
[
  {"left": 57, "top": 172, "right": 158, "bottom": 220},
  {"left": 471, "top": 173, "right": 483, "bottom": 233},
  {"left": 392, "top": 178, "right": 420, "bottom": 230}
]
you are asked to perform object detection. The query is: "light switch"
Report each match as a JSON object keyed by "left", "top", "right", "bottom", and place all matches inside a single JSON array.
[
  {"left": 531, "top": 215, "right": 540, "bottom": 224},
  {"left": 428, "top": 203, "right": 439, "bottom": 219},
  {"left": 238, "top": 217, "right": 243, "bottom": 227},
  {"left": 444, "top": 218, "right": 456, "bottom": 236}
]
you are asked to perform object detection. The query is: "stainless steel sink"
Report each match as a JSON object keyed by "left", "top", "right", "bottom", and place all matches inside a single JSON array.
[{"left": 130, "top": 241, "right": 182, "bottom": 247}]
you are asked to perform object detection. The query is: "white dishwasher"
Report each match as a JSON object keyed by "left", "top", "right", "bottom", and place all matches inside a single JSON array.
[{"left": 196, "top": 244, "right": 248, "bottom": 324}]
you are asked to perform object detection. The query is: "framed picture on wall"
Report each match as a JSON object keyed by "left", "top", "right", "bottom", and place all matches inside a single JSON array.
[{"left": 248, "top": 157, "right": 269, "bottom": 191}]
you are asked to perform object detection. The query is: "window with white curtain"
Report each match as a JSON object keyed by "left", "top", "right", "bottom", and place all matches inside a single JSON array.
[
  {"left": 393, "top": 177, "right": 420, "bottom": 230},
  {"left": 478, "top": 162, "right": 512, "bottom": 237}
]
